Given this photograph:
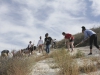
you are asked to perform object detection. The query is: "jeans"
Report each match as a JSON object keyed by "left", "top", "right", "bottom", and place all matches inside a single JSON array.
[{"left": 46, "top": 45, "right": 50, "bottom": 53}]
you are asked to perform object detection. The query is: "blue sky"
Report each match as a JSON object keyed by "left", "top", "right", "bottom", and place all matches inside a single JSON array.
[{"left": 0, "top": 0, "right": 100, "bottom": 51}]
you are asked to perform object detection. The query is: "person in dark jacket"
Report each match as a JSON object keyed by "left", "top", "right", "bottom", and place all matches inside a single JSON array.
[{"left": 44, "top": 33, "right": 52, "bottom": 53}]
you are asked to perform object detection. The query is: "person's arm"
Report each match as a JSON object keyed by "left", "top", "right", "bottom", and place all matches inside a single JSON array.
[
  {"left": 75, "top": 37, "right": 89, "bottom": 47},
  {"left": 80, "top": 31, "right": 89, "bottom": 44},
  {"left": 44, "top": 38, "right": 46, "bottom": 45},
  {"left": 27, "top": 44, "right": 29, "bottom": 49},
  {"left": 65, "top": 38, "right": 66, "bottom": 44},
  {"left": 50, "top": 37, "right": 53, "bottom": 44},
  {"left": 42, "top": 40, "right": 44, "bottom": 45},
  {"left": 65, "top": 38, "right": 69, "bottom": 44},
  {"left": 37, "top": 40, "right": 39, "bottom": 46}
]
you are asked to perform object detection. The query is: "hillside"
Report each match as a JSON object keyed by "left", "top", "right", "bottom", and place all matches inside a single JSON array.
[{"left": 57, "top": 26, "right": 100, "bottom": 48}]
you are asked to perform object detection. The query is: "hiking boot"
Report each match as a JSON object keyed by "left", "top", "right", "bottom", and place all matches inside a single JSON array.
[{"left": 88, "top": 53, "right": 92, "bottom": 55}]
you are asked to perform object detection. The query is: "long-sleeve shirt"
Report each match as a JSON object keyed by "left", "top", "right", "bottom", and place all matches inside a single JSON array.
[{"left": 83, "top": 29, "right": 96, "bottom": 40}]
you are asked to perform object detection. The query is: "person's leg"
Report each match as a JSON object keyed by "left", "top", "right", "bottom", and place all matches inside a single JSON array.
[
  {"left": 70, "top": 41, "right": 74, "bottom": 52},
  {"left": 40, "top": 45, "right": 42, "bottom": 53},
  {"left": 31, "top": 50, "right": 33, "bottom": 54},
  {"left": 41, "top": 45, "right": 43, "bottom": 53},
  {"left": 93, "top": 34, "right": 100, "bottom": 50},
  {"left": 89, "top": 35, "right": 94, "bottom": 55},
  {"left": 39, "top": 45, "right": 41, "bottom": 53},
  {"left": 28, "top": 49, "right": 31, "bottom": 56},
  {"left": 47, "top": 45, "right": 50, "bottom": 53},
  {"left": 52, "top": 43, "right": 54, "bottom": 48},
  {"left": 54, "top": 42, "right": 56, "bottom": 49},
  {"left": 46, "top": 45, "right": 48, "bottom": 53},
  {"left": 66, "top": 42, "right": 70, "bottom": 51}
]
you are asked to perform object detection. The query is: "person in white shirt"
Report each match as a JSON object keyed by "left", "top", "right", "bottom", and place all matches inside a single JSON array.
[
  {"left": 37, "top": 36, "right": 44, "bottom": 53},
  {"left": 27, "top": 41, "right": 33, "bottom": 55}
]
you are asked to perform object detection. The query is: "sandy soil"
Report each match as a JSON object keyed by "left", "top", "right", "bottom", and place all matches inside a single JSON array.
[
  {"left": 31, "top": 58, "right": 59, "bottom": 75},
  {"left": 30, "top": 46, "right": 100, "bottom": 75}
]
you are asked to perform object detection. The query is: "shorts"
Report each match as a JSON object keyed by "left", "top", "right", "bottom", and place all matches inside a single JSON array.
[
  {"left": 69, "top": 39, "right": 74, "bottom": 42},
  {"left": 39, "top": 45, "right": 43, "bottom": 49}
]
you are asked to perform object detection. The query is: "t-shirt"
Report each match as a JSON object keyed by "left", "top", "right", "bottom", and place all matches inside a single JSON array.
[
  {"left": 45, "top": 37, "right": 52, "bottom": 45},
  {"left": 37, "top": 39, "right": 43, "bottom": 46},
  {"left": 27, "top": 43, "right": 32, "bottom": 49},
  {"left": 65, "top": 33, "right": 74, "bottom": 40}
]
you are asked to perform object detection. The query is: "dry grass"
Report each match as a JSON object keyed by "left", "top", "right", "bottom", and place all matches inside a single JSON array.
[
  {"left": 1, "top": 48, "right": 100, "bottom": 75},
  {"left": 79, "top": 64, "right": 97, "bottom": 74},
  {"left": 0, "top": 56, "right": 35, "bottom": 75},
  {"left": 0, "top": 49, "right": 53, "bottom": 75},
  {"left": 48, "top": 48, "right": 100, "bottom": 75},
  {"left": 0, "top": 51, "right": 48, "bottom": 75},
  {"left": 48, "top": 48, "right": 79, "bottom": 75},
  {"left": 74, "top": 50, "right": 85, "bottom": 58}
]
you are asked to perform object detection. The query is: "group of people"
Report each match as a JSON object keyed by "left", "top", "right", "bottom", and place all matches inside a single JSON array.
[
  {"left": 1, "top": 26, "right": 100, "bottom": 57},
  {"left": 27, "top": 26, "right": 100, "bottom": 55},
  {"left": 62, "top": 26, "right": 100, "bottom": 55},
  {"left": 27, "top": 33, "right": 55, "bottom": 54}
]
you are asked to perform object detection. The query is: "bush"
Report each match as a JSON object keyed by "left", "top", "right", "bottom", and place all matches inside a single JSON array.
[{"left": 0, "top": 56, "right": 35, "bottom": 75}]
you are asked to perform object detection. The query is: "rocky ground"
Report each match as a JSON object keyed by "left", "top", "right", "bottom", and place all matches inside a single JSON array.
[{"left": 30, "top": 46, "right": 100, "bottom": 75}]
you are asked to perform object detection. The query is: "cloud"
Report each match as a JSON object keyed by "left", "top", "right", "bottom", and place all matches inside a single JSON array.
[
  {"left": 0, "top": 0, "right": 100, "bottom": 51},
  {"left": 90, "top": 0, "right": 100, "bottom": 16}
]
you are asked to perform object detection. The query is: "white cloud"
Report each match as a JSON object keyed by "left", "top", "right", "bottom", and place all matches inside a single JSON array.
[
  {"left": 0, "top": 0, "right": 100, "bottom": 51},
  {"left": 90, "top": 0, "right": 100, "bottom": 16},
  {"left": 0, "top": 3, "right": 9, "bottom": 15}
]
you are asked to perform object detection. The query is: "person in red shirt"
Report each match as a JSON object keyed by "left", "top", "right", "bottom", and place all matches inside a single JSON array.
[{"left": 62, "top": 32, "right": 74, "bottom": 52}]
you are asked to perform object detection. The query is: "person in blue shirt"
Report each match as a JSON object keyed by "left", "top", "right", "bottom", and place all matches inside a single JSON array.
[{"left": 80, "top": 26, "right": 100, "bottom": 55}]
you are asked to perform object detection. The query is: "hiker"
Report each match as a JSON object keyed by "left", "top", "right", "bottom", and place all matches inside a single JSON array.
[
  {"left": 11, "top": 50, "right": 22, "bottom": 57},
  {"left": 27, "top": 41, "right": 33, "bottom": 55},
  {"left": 1, "top": 50, "right": 9, "bottom": 58},
  {"left": 52, "top": 39, "right": 57, "bottom": 49},
  {"left": 79, "top": 26, "right": 100, "bottom": 55},
  {"left": 44, "top": 33, "right": 52, "bottom": 53},
  {"left": 62, "top": 32, "right": 74, "bottom": 52},
  {"left": 37, "top": 36, "right": 44, "bottom": 53},
  {"left": 1, "top": 50, "right": 9, "bottom": 55}
]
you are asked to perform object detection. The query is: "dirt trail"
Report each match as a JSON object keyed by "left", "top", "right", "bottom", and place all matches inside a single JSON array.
[{"left": 31, "top": 58, "right": 59, "bottom": 75}]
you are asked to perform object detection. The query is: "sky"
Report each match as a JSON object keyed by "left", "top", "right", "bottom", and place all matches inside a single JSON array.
[{"left": 0, "top": 0, "right": 100, "bottom": 52}]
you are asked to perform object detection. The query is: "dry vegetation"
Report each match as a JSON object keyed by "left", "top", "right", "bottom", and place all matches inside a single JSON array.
[
  {"left": 1, "top": 48, "right": 100, "bottom": 75},
  {"left": 48, "top": 48, "right": 100, "bottom": 75},
  {"left": 0, "top": 52, "right": 48, "bottom": 75},
  {"left": 0, "top": 56, "right": 34, "bottom": 75}
]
